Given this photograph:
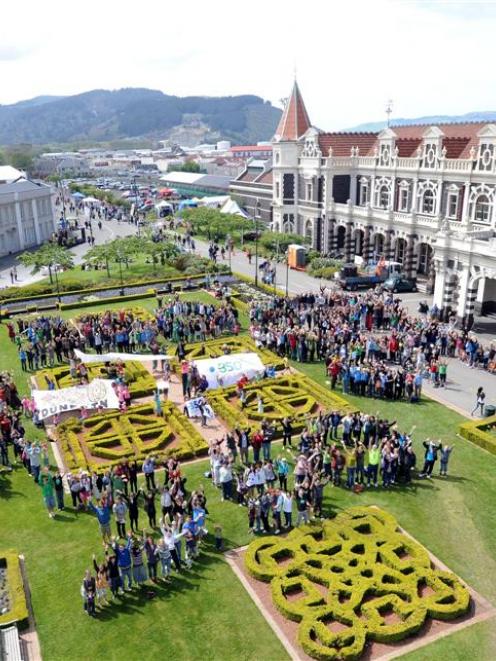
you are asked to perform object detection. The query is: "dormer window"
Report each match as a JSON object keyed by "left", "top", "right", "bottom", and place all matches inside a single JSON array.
[
  {"left": 478, "top": 143, "right": 494, "bottom": 172},
  {"left": 423, "top": 143, "right": 437, "bottom": 168},
  {"left": 379, "top": 144, "right": 391, "bottom": 166}
]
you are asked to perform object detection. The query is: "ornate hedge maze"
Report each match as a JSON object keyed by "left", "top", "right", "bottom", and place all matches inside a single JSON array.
[
  {"left": 56, "top": 402, "right": 208, "bottom": 472},
  {"left": 207, "top": 374, "right": 350, "bottom": 433},
  {"left": 36, "top": 361, "right": 156, "bottom": 399},
  {"left": 244, "top": 507, "right": 471, "bottom": 660},
  {"left": 182, "top": 336, "right": 285, "bottom": 370}
]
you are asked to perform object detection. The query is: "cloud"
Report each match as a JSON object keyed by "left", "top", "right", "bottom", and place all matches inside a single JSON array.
[{"left": 0, "top": 44, "right": 35, "bottom": 62}]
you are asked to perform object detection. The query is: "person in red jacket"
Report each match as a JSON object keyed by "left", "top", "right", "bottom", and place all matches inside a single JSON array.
[{"left": 251, "top": 429, "right": 263, "bottom": 463}]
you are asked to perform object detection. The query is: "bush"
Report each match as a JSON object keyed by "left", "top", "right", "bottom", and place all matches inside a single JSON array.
[
  {"left": 308, "top": 257, "right": 343, "bottom": 279},
  {"left": 244, "top": 506, "right": 471, "bottom": 660},
  {"left": 459, "top": 415, "right": 496, "bottom": 454},
  {"left": 55, "top": 402, "right": 208, "bottom": 472}
]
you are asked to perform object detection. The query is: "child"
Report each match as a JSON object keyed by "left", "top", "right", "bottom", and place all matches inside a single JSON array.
[
  {"left": 81, "top": 570, "right": 96, "bottom": 616},
  {"left": 214, "top": 524, "right": 223, "bottom": 551},
  {"left": 93, "top": 559, "right": 110, "bottom": 607},
  {"left": 440, "top": 445, "right": 453, "bottom": 476},
  {"left": 156, "top": 539, "right": 172, "bottom": 580}
]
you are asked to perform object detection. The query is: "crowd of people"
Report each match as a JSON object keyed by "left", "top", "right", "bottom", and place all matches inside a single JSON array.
[{"left": 247, "top": 289, "right": 495, "bottom": 405}]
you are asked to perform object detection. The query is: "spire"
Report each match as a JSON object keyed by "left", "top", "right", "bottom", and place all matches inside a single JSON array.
[{"left": 274, "top": 80, "right": 311, "bottom": 141}]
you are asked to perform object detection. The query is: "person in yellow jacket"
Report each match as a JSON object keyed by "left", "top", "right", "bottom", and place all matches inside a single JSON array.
[{"left": 367, "top": 444, "right": 381, "bottom": 487}]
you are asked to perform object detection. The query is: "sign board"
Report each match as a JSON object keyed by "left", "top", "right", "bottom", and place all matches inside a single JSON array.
[
  {"left": 194, "top": 352, "right": 265, "bottom": 389},
  {"left": 74, "top": 349, "right": 172, "bottom": 364},
  {"left": 32, "top": 379, "right": 120, "bottom": 420}
]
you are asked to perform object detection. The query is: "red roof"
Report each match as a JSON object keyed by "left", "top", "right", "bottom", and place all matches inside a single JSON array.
[
  {"left": 231, "top": 145, "right": 272, "bottom": 152},
  {"left": 255, "top": 169, "right": 273, "bottom": 184},
  {"left": 318, "top": 132, "right": 378, "bottom": 156},
  {"left": 391, "top": 122, "right": 486, "bottom": 158},
  {"left": 275, "top": 81, "right": 311, "bottom": 141},
  {"left": 235, "top": 169, "right": 259, "bottom": 182}
]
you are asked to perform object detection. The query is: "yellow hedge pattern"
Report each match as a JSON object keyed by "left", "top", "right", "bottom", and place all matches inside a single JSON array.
[{"left": 244, "top": 506, "right": 470, "bottom": 660}]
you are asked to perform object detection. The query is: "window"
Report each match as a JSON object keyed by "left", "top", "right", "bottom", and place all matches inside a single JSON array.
[
  {"left": 422, "top": 189, "right": 435, "bottom": 214},
  {"left": 379, "top": 186, "right": 390, "bottom": 209},
  {"left": 478, "top": 143, "right": 494, "bottom": 171},
  {"left": 307, "top": 183, "right": 312, "bottom": 201},
  {"left": 282, "top": 174, "right": 294, "bottom": 202},
  {"left": 447, "top": 192, "right": 458, "bottom": 219},
  {"left": 474, "top": 194, "right": 491, "bottom": 222},
  {"left": 379, "top": 144, "right": 391, "bottom": 166},
  {"left": 275, "top": 182, "right": 280, "bottom": 199},
  {"left": 399, "top": 188, "right": 409, "bottom": 211},
  {"left": 423, "top": 143, "right": 437, "bottom": 168},
  {"left": 275, "top": 151, "right": 280, "bottom": 165},
  {"left": 360, "top": 183, "right": 369, "bottom": 206}
]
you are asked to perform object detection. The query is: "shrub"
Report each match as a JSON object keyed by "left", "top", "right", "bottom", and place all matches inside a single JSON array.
[
  {"left": 459, "top": 415, "right": 496, "bottom": 454},
  {"left": 244, "top": 506, "right": 470, "bottom": 660},
  {"left": 55, "top": 402, "right": 208, "bottom": 472}
]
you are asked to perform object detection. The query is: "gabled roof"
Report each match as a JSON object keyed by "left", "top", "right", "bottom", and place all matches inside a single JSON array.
[{"left": 274, "top": 81, "right": 311, "bottom": 141}]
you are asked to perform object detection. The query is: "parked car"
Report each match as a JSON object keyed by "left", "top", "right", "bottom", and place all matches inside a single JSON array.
[{"left": 383, "top": 275, "right": 417, "bottom": 293}]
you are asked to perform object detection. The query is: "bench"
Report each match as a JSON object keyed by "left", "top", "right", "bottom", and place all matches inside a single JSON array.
[{"left": 0, "top": 624, "right": 23, "bottom": 661}]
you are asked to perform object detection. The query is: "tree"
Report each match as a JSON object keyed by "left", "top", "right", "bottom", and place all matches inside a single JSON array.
[
  {"left": 83, "top": 243, "right": 112, "bottom": 278},
  {"left": 169, "top": 161, "right": 201, "bottom": 173},
  {"left": 18, "top": 244, "right": 74, "bottom": 300},
  {"left": 18, "top": 244, "right": 74, "bottom": 283}
]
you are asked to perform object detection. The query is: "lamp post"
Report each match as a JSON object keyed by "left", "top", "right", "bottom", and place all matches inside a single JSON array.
[
  {"left": 117, "top": 251, "right": 125, "bottom": 296},
  {"left": 53, "top": 263, "right": 61, "bottom": 303},
  {"left": 254, "top": 198, "right": 261, "bottom": 288},
  {"left": 285, "top": 251, "right": 289, "bottom": 297},
  {"left": 132, "top": 175, "right": 140, "bottom": 237}
]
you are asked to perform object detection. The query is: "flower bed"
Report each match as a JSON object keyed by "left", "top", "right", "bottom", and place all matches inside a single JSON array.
[
  {"left": 55, "top": 402, "right": 208, "bottom": 472},
  {"left": 207, "top": 374, "right": 350, "bottom": 434},
  {"left": 0, "top": 551, "right": 29, "bottom": 628},
  {"left": 459, "top": 414, "right": 496, "bottom": 455},
  {"left": 35, "top": 361, "right": 156, "bottom": 399},
  {"left": 244, "top": 506, "right": 470, "bottom": 660}
]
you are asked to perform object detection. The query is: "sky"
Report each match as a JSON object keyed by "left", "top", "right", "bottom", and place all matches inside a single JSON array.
[{"left": 1, "top": 0, "right": 496, "bottom": 130}]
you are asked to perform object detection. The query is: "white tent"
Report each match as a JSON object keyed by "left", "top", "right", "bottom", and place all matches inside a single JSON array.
[
  {"left": 194, "top": 352, "right": 265, "bottom": 389},
  {"left": 220, "top": 198, "right": 250, "bottom": 218},
  {"left": 82, "top": 196, "right": 100, "bottom": 204},
  {"left": 199, "top": 195, "right": 230, "bottom": 209}
]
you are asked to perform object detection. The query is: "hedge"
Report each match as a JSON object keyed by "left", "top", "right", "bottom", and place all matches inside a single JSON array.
[
  {"left": 57, "top": 290, "right": 159, "bottom": 310},
  {"left": 55, "top": 401, "right": 208, "bottom": 473},
  {"left": 244, "top": 506, "right": 470, "bottom": 660},
  {"left": 0, "top": 550, "right": 29, "bottom": 628},
  {"left": 36, "top": 360, "right": 156, "bottom": 400},
  {"left": 207, "top": 374, "right": 351, "bottom": 434},
  {"left": 0, "top": 272, "right": 211, "bottom": 305},
  {"left": 459, "top": 414, "right": 496, "bottom": 455}
]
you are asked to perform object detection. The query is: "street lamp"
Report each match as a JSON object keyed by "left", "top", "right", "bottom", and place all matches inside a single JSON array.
[
  {"left": 285, "top": 251, "right": 290, "bottom": 297},
  {"left": 254, "top": 198, "right": 261, "bottom": 288},
  {"left": 53, "top": 263, "right": 61, "bottom": 303},
  {"left": 117, "top": 251, "right": 125, "bottom": 296}
]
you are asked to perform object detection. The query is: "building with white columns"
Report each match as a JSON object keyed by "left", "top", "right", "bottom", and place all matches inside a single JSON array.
[
  {"left": 0, "top": 167, "right": 55, "bottom": 257},
  {"left": 241, "top": 81, "right": 496, "bottom": 326}
]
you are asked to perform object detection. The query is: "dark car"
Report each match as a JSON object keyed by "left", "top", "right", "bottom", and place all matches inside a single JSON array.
[{"left": 383, "top": 276, "right": 417, "bottom": 293}]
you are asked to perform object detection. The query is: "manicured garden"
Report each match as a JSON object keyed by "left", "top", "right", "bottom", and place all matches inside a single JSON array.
[{"left": 2, "top": 286, "right": 496, "bottom": 659}]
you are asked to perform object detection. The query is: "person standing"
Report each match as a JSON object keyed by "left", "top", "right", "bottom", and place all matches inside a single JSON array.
[
  {"left": 471, "top": 387, "right": 486, "bottom": 417},
  {"left": 39, "top": 468, "right": 56, "bottom": 519},
  {"left": 143, "top": 456, "right": 156, "bottom": 491},
  {"left": 113, "top": 495, "right": 128, "bottom": 538},
  {"left": 440, "top": 445, "right": 453, "bottom": 476},
  {"left": 53, "top": 470, "right": 65, "bottom": 511},
  {"left": 89, "top": 495, "right": 113, "bottom": 543}
]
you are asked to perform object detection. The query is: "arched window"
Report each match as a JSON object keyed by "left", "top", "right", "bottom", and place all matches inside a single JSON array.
[
  {"left": 379, "top": 186, "right": 390, "bottom": 209},
  {"left": 305, "top": 220, "right": 313, "bottom": 241},
  {"left": 474, "top": 194, "right": 491, "bottom": 222},
  {"left": 422, "top": 189, "right": 435, "bottom": 215}
]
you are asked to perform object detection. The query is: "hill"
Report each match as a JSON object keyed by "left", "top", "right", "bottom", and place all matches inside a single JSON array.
[
  {"left": 346, "top": 110, "right": 496, "bottom": 132},
  {"left": 0, "top": 88, "right": 282, "bottom": 145}
]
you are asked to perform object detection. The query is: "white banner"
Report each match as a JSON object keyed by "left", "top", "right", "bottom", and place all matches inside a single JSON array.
[
  {"left": 74, "top": 349, "right": 172, "bottom": 364},
  {"left": 195, "top": 352, "right": 265, "bottom": 389},
  {"left": 184, "top": 397, "right": 215, "bottom": 419},
  {"left": 32, "top": 379, "right": 120, "bottom": 420}
]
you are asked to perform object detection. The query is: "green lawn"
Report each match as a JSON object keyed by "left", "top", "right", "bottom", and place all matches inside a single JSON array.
[
  {"left": 39, "top": 255, "right": 180, "bottom": 289},
  {"left": 1, "top": 331, "right": 496, "bottom": 659}
]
